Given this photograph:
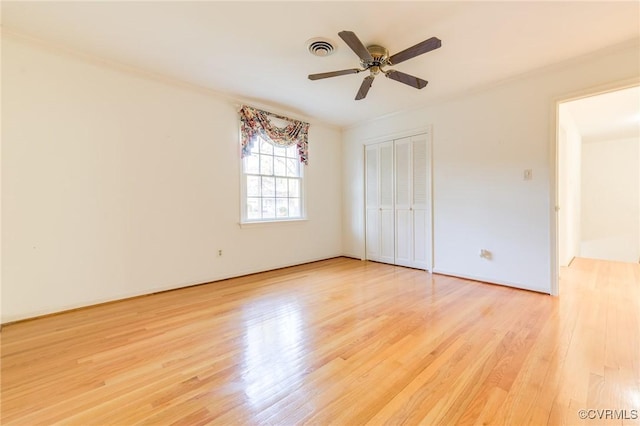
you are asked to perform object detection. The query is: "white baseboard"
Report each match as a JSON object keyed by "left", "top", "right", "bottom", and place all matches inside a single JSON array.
[
  {"left": 432, "top": 268, "right": 551, "bottom": 294},
  {"left": 1, "top": 254, "right": 345, "bottom": 324}
]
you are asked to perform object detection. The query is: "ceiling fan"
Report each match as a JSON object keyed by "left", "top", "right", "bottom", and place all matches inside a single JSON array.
[{"left": 308, "top": 31, "right": 441, "bottom": 100}]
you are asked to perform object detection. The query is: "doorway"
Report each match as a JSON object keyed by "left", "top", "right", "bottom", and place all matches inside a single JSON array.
[{"left": 556, "top": 85, "right": 640, "bottom": 285}]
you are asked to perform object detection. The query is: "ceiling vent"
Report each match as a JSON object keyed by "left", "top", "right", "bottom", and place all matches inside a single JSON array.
[{"left": 306, "top": 38, "right": 336, "bottom": 57}]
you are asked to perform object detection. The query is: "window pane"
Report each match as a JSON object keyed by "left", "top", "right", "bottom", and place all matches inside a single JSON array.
[
  {"left": 286, "top": 159, "right": 299, "bottom": 177},
  {"left": 260, "top": 138, "right": 273, "bottom": 154},
  {"left": 273, "top": 145, "right": 286, "bottom": 157},
  {"left": 260, "top": 155, "right": 273, "bottom": 175},
  {"left": 247, "top": 176, "right": 261, "bottom": 196},
  {"left": 263, "top": 198, "right": 275, "bottom": 219},
  {"left": 276, "top": 198, "right": 288, "bottom": 218},
  {"left": 249, "top": 140, "right": 260, "bottom": 155},
  {"left": 288, "top": 179, "right": 299, "bottom": 197},
  {"left": 275, "top": 178, "right": 288, "bottom": 197},
  {"left": 289, "top": 198, "right": 300, "bottom": 217},
  {"left": 262, "top": 177, "right": 275, "bottom": 197},
  {"left": 247, "top": 198, "right": 261, "bottom": 220},
  {"left": 245, "top": 154, "right": 259, "bottom": 174},
  {"left": 286, "top": 145, "right": 298, "bottom": 158},
  {"left": 274, "top": 156, "right": 286, "bottom": 177}
]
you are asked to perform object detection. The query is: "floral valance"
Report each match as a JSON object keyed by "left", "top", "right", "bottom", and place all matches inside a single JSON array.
[{"left": 239, "top": 105, "right": 309, "bottom": 165}]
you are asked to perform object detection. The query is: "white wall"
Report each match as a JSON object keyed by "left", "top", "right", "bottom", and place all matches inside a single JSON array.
[
  {"left": 580, "top": 137, "right": 640, "bottom": 262},
  {"left": 343, "top": 41, "right": 639, "bottom": 293},
  {"left": 1, "top": 35, "right": 343, "bottom": 323},
  {"left": 557, "top": 108, "right": 582, "bottom": 266}
]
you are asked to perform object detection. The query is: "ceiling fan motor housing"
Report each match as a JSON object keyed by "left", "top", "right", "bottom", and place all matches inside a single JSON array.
[{"left": 362, "top": 45, "right": 389, "bottom": 68}]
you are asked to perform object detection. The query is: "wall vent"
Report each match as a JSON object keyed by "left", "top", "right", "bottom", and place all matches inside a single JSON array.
[{"left": 306, "top": 38, "right": 336, "bottom": 57}]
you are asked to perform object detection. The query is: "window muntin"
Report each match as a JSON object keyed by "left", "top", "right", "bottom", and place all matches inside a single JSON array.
[{"left": 242, "top": 137, "right": 303, "bottom": 222}]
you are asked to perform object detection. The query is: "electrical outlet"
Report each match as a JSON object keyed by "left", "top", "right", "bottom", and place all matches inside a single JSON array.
[
  {"left": 479, "top": 249, "right": 492, "bottom": 260},
  {"left": 218, "top": 249, "right": 223, "bottom": 257}
]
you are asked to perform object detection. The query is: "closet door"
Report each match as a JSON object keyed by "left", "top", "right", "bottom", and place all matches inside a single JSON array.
[
  {"left": 395, "top": 134, "right": 429, "bottom": 270},
  {"left": 379, "top": 142, "right": 395, "bottom": 264},
  {"left": 411, "top": 134, "right": 430, "bottom": 270},
  {"left": 365, "top": 142, "right": 394, "bottom": 264},
  {"left": 365, "top": 145, "right": 380, "bottom": 260},
  {"left": 366, "top": 134, "right": 430, "bottom": 269},
  {"left": 394, "top": 137, "right": 413, "bottom": 267}
]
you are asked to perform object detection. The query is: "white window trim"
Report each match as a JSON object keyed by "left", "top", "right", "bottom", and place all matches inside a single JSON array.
[{"left": 238, "top": 218, "right": 309, "bottom": 229}]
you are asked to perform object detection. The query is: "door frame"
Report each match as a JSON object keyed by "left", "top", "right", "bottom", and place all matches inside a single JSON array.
[
  {"left": 363, "top": 126, "right": 434, "bottom": 271},
  {"left": 550, "top": 77, "right": 640, "bottom": 296}
]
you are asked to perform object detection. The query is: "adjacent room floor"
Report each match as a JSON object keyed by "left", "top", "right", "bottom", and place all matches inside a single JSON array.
[{"left": 1, "top": 257, "right": 638, "bottom": 425}]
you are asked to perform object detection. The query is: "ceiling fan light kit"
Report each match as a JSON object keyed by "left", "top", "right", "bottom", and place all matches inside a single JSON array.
[{"left": 308, "top": 30, "right": 441, "bottom": 100}]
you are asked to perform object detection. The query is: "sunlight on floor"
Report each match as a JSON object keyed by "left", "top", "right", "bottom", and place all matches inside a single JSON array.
[{"left": 241, "top": 297, "right": 308, "bottom": 408}]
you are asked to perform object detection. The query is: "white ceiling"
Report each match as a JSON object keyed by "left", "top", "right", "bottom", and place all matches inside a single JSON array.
[
  {"left": 2, "top": 1, "right": 639, "bottom": 128},
  {"left": 563, "top": 86, "right": 640, "bottom": 143}
]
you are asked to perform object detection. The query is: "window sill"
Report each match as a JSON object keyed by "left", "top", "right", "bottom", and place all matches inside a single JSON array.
[{"left": 239, "top": 218, "right": 308, "bottom": 229}]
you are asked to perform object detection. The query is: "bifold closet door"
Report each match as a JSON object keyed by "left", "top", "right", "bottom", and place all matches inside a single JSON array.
[
  {"left": 365, "top": 145, "right": 380, "bottom": 260},
  {"left": 365, "top": 142, "right": 394, "bottom": 264},
  {"left": 394, "top": 138, "right": 413, "bottom": 267},
  {"left": 366, "top": 134, "right": 429, "bottom": 269},
  {"left": 394, "top": 134, "right": 429, "bottom": 269},
  {"left": 411, "top": 134, "right": 429, "bottom": 270}
]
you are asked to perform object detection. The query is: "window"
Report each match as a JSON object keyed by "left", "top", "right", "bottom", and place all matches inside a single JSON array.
[
  {"left": 238, "top": 105, "right": 309, "bottom": 223},
  {"left": 242, "top": 136, "right": 304, "bottom": 222}
]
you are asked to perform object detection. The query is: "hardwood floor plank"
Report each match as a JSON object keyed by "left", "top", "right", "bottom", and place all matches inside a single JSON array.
[{"left": 1, "top": 257, "right": 638, "bottom": 425}]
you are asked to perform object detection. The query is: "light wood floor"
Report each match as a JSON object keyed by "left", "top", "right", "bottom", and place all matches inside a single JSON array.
[{"left": 1, "top": 257, "right": 639, "bottom": 425}]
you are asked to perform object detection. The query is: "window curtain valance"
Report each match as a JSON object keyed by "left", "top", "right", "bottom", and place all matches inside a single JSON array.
[{"left": 239, "top": 105, "right": 309, "bottom": 165}]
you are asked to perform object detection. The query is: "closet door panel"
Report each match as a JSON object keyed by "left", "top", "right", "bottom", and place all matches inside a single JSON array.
[
  {"left": 395, "top": 209, "right": 412, "bottom": 267},
  {"left": 413, "top": 209, "right": 428, "bottom": 269},
  {"left": 379, "top": 142, "right": 395, "bottom": 264},
  {"left": 366, "top": 208, "right": 380, "bottom": 259},
  {"left": 394, "top": 137, "right": 413, "bottom": 267},
  {"left": 365, "top": 145, "right": 381, "bottom": 261},
  {"left": 366, "top": 146, "right": 379, "bottom": 208},
  {"left": 412, "top": 135, "right": 429, "bottom": 209},
  {"left": 379, "top": 143, "right": 394, "bottom": 209},
  {"left": 380, "top": 209, "right": 395, "bottom": 263},
  {"left": 395, "top": 139, "right": 411, "bottom": 208},
  {"left": 365, "top": 142, "right": 394, "bottom": 264},
  {"left": 411, "top": 134, "right": 430, "bottom": 270}
]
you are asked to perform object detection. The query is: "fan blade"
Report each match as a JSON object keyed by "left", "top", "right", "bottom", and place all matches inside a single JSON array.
[
  {"left": 388, "top": 37, "right": 441, "bottom": 65},
  {"left": 355, "top": 75, "right": 375, "bottom": 100},
  {"left": 308, "top": 68, "right": 362, "bottom": 80},
  {"left": 339, "top": 30, "right": 373, "bottom": 62},
  {"left": 385, "top": 70, "right": 428, "bottom": 89}
]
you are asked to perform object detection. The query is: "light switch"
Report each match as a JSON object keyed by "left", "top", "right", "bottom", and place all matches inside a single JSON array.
[{"left": 524, "top": 169, "right": 532, "bottom": 180}]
